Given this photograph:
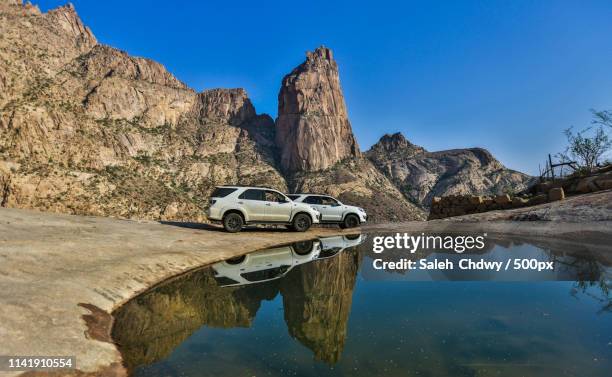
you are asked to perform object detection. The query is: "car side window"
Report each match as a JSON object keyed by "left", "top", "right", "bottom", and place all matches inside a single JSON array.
[
  {"left": 238, "top": 189, "right": 265, "bottom": 201},
  {"left": 210, "top": 187, "right": 237, "bottom": 198},
  {"left": 321, "top": 197, "right": 339, "bottom": 205},
  {"left": 304, "top": 196, "right": 322, "bottom": 205},
  {"left": 265, "top": 190, "right": 287, "bottom": 202}
]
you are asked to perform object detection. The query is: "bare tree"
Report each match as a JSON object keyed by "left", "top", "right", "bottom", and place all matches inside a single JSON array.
[{"left": 559, "top": 126, "right": 611, "bottom": 171}]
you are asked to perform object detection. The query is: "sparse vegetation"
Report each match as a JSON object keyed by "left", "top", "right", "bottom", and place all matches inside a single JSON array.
[{"left": 556, "top": 110, "right": 612, "bottom": 172}]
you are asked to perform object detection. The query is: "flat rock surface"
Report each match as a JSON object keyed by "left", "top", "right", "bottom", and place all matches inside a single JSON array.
[{"left": 0, "top": 207, "right": 359, "bottom": 376}]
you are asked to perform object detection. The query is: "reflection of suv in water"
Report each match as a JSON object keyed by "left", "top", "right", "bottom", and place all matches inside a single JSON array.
[
  {"left": 206, "top": 186, "right": 321, "bottom": 233},
  {"left": 286, "top": 194, "right": 367, "bottom": 228},
  {"left": 318, "top": 234, "right": 367, "bottom": 258},
  {"left": 211, "top": 240, "right": 322, "bottom": 286},
  {"left": 212, "top": 235, "right": 367, "bottom": 287}
]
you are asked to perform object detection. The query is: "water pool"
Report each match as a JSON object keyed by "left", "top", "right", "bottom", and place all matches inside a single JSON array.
[{"left": 112, "top": 234, "right": 612, "bottom": 377}]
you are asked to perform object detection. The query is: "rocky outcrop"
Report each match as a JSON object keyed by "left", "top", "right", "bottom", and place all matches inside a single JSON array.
[
  {"left": 367, "top": 133, "right": 533, "bottom": 207},
  {"left": 0, "top": 1, "right": 96, "bottom": 107},
  {"left": 428, "top": 165, "right": 612, "bottom": 220},
  {"left": 196, "top": 88, "right": 255, "bottom": 125},
  {"left": 276, "top": 46, "right": 360, "bottom": 172}
]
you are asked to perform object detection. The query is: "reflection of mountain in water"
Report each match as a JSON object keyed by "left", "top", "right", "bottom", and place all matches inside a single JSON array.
[
  {"left": 280, "top": 250, "right": 362, "bottom": 364},
  {"left": 112, "top": 268, "right": 279, "bottom": 370},
  {"left": 112, "top": 237, "right": 364, "bottom": 371}
]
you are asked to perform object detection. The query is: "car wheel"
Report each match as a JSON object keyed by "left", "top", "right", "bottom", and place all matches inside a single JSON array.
[
  {"left": 223, "top": 213, "right": 243, "bottom": 233},
  {"left": 225, "top": 255, "right": 246, "bottom": 265},
  {"left": 293, "top": 240, "right": 314, "bottom": 255},
  {"left": 292, "top": 213, "right": 312, "bottom": 232},
  {"left": 343, "top": 214, "right": 359, "bottom": 229}
]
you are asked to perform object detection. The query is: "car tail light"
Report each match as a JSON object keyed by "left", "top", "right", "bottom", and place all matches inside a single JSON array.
[{"left": 210, "top": 199, "right": 217, "bottom": 205}]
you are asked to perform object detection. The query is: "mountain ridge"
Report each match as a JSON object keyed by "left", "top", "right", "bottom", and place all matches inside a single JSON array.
[{"left": 366, "top": 132, "right": 533, "bottom": 207}]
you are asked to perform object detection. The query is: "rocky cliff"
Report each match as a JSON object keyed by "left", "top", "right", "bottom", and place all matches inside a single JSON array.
[
  {"left": 0, "top": 0, "right": 285, "bottom": 221},
  {"left": 276, "top": 46, "right": 360, "bottom": 173},
  {"left": 366, "top": 133, "right": 533, "bottom": 207}
]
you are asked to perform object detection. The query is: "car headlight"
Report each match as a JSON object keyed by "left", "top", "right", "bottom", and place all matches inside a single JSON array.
[
  {"left": 310, "top": 206, "right": 318, "bottom": 211},
  {"left": 359, "top": 207, "right": 366, "bottom": 213}
]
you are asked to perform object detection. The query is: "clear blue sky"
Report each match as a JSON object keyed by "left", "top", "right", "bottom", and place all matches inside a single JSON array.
[{"left": 37, "top": 0, "right": 612, "bottom": 175}]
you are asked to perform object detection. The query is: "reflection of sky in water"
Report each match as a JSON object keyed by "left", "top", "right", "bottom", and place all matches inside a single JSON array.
[{"left": 115, "top": 235, "right": 612, "bottom": 377}]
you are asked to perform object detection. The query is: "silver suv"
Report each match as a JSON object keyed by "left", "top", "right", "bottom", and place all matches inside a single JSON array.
[
  {"left": 287, "top": 194, "right": 367, "bottom": 228},
  {"left": 207, "top": 186, "right": 321, "bottom": 233}
]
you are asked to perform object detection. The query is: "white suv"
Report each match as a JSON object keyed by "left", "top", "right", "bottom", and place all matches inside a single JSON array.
[
  {"left": 287, "top": 194, "right": 367, "bottom": 228},
  {"left": 207, "top": 186, "right": 321, "bottom": 233}
]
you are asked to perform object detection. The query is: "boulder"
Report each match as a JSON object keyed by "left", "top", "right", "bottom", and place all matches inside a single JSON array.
[
  {"left": 595, "top": 172, "right": 612, "bottom": 190},
  {"left": 528, "top": 194, "right": 548, "bottom": 206},
  {"left": 576, "top": 177, "right": 597, "bottom": 193},
  {"left": 548, "top": 187, "right": 565, "bottom": 201},
  {"left": 512, "top": 197, "right": 528, "bottom": 207},
  {"left": 470, "top": 196, "right": 483, "bottom": 205},
  {"left": 494, "top": 194, "right": 511, "bottom": 205}
]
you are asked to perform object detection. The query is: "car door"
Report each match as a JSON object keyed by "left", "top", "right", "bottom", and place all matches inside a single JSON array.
[
  {"left": 320, "top": 196, "right": 344, "bottom": 221},
  {"left": 237, "top": 189, "right": 267, "bottom": 221},
  {"left": 303, "top": 195, "right": 326, "bottom": 219},
  {"left": 264, "top": 190, "right": 292, "bottom": 222}
]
